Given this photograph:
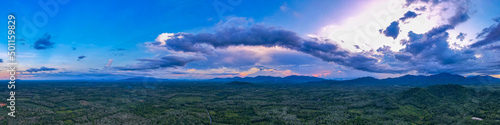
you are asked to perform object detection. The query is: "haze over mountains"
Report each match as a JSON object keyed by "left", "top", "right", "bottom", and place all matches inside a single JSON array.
[{"left": 121, "top": 73, "right": 500, "bottom": 86}]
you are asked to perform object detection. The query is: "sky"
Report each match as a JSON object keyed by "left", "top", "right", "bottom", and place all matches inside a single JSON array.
[{"left": 1, "top": 0, "right": 500, "bottom": 80}]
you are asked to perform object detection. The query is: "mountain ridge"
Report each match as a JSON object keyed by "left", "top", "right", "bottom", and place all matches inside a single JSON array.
[
  {"left": 119, "top": 73, "right": 500, "bottom": 86},
  {"left": 312, "top": 73, "right": 500, "bottom": 86}
]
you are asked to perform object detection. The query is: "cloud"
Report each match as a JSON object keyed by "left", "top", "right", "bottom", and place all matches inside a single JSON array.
[
  {"left": 447, "top": 6, "right": 470, "bottom": 26},
  {"left": 19, "top": 70, "right": 139, "bottom": 80},
  {"left": 104, "top": 59, "right": 113, "bottom": 69},
  {"left": 476, "top": 24, "right": 495, "bottom": 39},
  {"left": 415, "top": 6, "right": 426, "bottom": 11},
  {"left": 114, "top": 55, "right": 205, "bottom": 70},
  {"left": 402, "top": 24, "right": 475, "bottom": 65},
  {"left": 172, "top": 45, "right": 324, "bottom": 74},
  {"left": 149, "top": 21, "right": 305, "bottom": 53},
  {"left": 376, "top": 45, "right": 392, "bottom": 53},
  {"left": 399, "top": 11, "right": 418, "bottom": 21},
  {"left": 382, "top": 21, "right": 400, "bottom": 39},
  {"left": 375, "top": 0, "right": 481, "bottom": 74},
  {"left": 405, "top": 0, "right": 451, "bottom": 6},
  {"left": 206, "top": 72, "right": 240, "bottom": 75},
  {"left": 470, "top": 22, "right": 500, "bottom": 47},
  {"left": 26, "top": 66, "right": 58, "bottom": 73},
  {"left": 354, "top": 45, "right": 360, "bottom": 49},
  {"left": 137, "top": 0, "right": 494, "bottom": 76},
  {"left": 34, "top": 34, "right": 55, "bottom": 50},
  {"left": 110, "top": 48, "right": 126, "bottom": 51},
  {"left": 280, "top": 2, "right": 288, "bottom": 12},
  {"left": 485, "top": 45, "right": 500, "bottom": 50},
  {"left": 456, "top": 32, "right": 466, "bottom": 41},
  {"left": 147, "top": 18, "right": 405, "bottom": 73},
  {"left": 77, "top": 56, "right": 86, "bottom": 61},
  {"left": 394, "top": 54, "right": 412, "bottom": 61},
  {"left": 405, "top": 0, "right": 470, "bottom": 26}
]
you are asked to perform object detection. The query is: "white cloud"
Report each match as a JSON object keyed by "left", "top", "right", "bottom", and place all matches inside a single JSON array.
[{"left": 280, "top": 2, "right": 288, "bottom": 12}]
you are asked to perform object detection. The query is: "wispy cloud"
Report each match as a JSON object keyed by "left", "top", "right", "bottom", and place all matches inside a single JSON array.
[{"left": 26, "top": 66, "right": 58, "bottom": 73}]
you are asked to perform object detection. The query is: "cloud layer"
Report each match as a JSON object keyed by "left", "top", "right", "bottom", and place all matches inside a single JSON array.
[
  {"left": 138, "top": 0, "right": 500, "bottom": 77},
  {"left": 26, "top": 66, "right": 58, "bottom": 73},
  {"left": 147, "top": 18, "right": 407, "bottom": 73},
  {"left": 114, "top": 56, "right": 205, "bottom": 70},
  {"left": 20, "top": 0, "right": 500, "bottom": 80}
]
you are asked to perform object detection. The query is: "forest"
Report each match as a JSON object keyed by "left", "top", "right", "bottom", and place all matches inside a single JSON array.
[{"left": 0, "top": 78, "right": 499, "bottom": 124}]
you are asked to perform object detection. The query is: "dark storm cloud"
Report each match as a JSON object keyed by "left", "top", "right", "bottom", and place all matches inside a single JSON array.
[
  {"left": 114, "top": 56, "right": 205, "bottom": 70},
  {"left": 26, "top": 66, "right": 58, "bottom": 73},
  {"left": 382, "top": 21, "right": 400, "bottom": 39},
  {"left": 77, "top": 56, "right": 86, "bottom": 61},
  {"left": 456, "top": 32, "right": 466, "bottom": 41},
  {"left": 399, "top": 11, "right": 418, "bottom": 21},
  {"left": 470, "top": 22, "right": 500, "bottom": 48},
  {"left": 34, "top": 34, "right": 55, "bottom": 50}
]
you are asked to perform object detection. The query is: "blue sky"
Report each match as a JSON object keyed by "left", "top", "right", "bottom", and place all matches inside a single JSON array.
[{"left": 2, "top": 0, "right": 500, "bottom": 80}]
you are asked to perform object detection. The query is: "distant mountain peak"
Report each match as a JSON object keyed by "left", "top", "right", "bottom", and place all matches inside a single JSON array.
[{"left": 356, "top": 76, "right": 378, "bottom": 80}]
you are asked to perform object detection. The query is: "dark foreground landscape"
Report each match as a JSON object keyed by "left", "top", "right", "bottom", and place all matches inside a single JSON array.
[{"left": 2, "top": 73, "right": 500, "bottom": 124}]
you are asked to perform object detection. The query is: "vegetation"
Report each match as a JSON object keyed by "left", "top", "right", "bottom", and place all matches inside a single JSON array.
[{"left": 0, "top": 80, "right": 499, "bottom": 124}]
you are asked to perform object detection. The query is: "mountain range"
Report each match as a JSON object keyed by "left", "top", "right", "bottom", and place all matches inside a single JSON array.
[
  {"left": 120, "top": 73, "right": 500, "bottom": 86},
  {"left": 311, "top": 73, "right": 500, "bottom": 86},
  {"left": 207, "top": 73, "right": 500, "bottom": 86}
]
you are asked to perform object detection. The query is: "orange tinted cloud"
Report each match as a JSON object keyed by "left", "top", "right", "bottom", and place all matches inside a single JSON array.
[
  {"left": 492, "top": 74, "right": 500, "bottom": 78},
  {"left": 239, "top": 67, "right": 260, "bottom": 77},
  {"left": 313, "top": 72, "right": 331, "bottom": 77}
]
